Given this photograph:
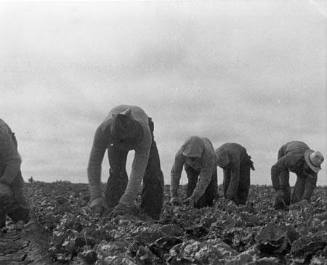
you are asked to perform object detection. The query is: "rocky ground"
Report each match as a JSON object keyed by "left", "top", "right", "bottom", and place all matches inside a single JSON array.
[{"left": 1, "top": 182, "right": 327, "bottom": 265}]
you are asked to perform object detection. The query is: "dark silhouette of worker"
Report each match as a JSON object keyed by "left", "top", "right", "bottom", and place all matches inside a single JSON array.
[
  {"left": 170, "top": 136, "right": 218, "bottom": 208},
  {"left": 0, "top": 119, "right": 29, "bottom": 228},
  {"left": 87, "top": 105, "right": 164, "bottom": 219},
  {"left": 271, "top": 141, "right": 324, "bottom": 209},
  {"left": 216, "top": 143, "right": 254, "bottom": 205}
]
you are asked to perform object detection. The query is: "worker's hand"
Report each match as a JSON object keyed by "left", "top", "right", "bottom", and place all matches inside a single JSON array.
[
  {"left": 300, "top": 199, "right": 310, "bottom": 205},
  {"left": 111, "top": 203, "right": 138, "bottom": 217},
  {"left": 225, "top": 191, "right": 236, "bottom": 201},
  {"left": 183, "top": 196, "right": 195, "bottom": 207},
  {"left": 90, "top": 197, "right": 107, "bottom": 215},
  {"left": 274, "top": 191, "right": 287, "bottom": 210},
  {"left": 170, "top": 196, "right": 181, "bottom": 206},
  {"left": 289, "top": 199, "right": 311, "bottom": 210}
]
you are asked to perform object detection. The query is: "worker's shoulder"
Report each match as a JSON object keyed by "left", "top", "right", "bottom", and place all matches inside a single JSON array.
[
  {"left": 110, "top": 105, "right": 148, "bottom": 116},
  {"left": 201, "top": 137, "right": 214, "bottom": 145},
  {"left": 182, "top": 136, "right": 205, "bottom": 147},
  {"left": 0, "top": 119, "right": 11, "bottom": 137},
  {"left": 217, "top": 143, "right": 246, "bottom": 152},
  {"left": 201, "top": 138, "right": 216, "bottom": 156}
]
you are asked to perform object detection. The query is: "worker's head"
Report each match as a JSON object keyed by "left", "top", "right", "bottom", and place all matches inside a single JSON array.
[
  {"left": 182, "top": 136, "right": 204, "bottom": 157},
  {"left": 215, "top": 149, "right": 230, "bottom": 168},
  {"left": 304, "top": 150, "right": 324, "bottom": 174},
  {"left": 182, "top": 136, "right": 204, "bottom": 168},
  {"left": 111, "top": 109, "right": 143, "bottom": 147}
]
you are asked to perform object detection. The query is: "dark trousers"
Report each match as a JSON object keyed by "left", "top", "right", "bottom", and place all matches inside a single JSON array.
[
  {"left": 104, "top": 119, "right": 164, "bottom": 220},
  {"left": 271, "top": 146, "right": 315, "bottom": 206},
  {"left": 271, "top": 146, "right": 291, "bottom": 206},
  {"left": 271, "top": 171, "right": 316, "bottom": 205},
  {"left": 291, "top": 176, "right": 305, "bottom": 203},
  {"left": 185, "top": 165, "right": 218, "bottom": 208},
  {"left": 0, "top": 171, "right": 30, "bottom": 227},
  {"left": 271, "top": 170, "right": 291, "bottom": 206},
  {"left": 223, "top": 159, "right": 251, "bottom": 205}
]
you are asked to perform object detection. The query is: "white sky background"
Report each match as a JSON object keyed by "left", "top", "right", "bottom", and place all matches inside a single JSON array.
[{"left": 0, "top": 0, "right": 326, "bottom": 185}]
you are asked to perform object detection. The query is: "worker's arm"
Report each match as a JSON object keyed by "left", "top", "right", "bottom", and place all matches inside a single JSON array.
[
  {"left": 190, "top": 165, "right": 213, "bottom": 202},
  {"left": 87, "top": 125, "right": 108, "bottom": 202},
  {"left": 0, "top": 129, "right": 21, "bottom": 185},
  {"left": 170, "top": 150, "right": 185, "bottom": 198},
  {"left": 119, "top": 128, "right": 152, "bottom": 206}
]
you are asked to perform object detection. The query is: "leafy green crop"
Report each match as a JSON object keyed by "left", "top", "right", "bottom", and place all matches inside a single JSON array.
[{"left": 26, "top": 182, "right": 327, "bottom": 265}]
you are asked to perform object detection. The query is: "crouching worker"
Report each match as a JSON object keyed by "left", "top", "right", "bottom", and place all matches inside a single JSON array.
[
  {"left": 271, "top": 141, "right": 324, "bottom": 209},
  {"left": 170, "top": 136, "right": 218, "bottom": 208},
  {"left": 0, "top": 119, "right": 29, "bottom": 228},
  {"left": 216, "top": 143, "right": 254, "bottom": 205},
  {"left": 87, "top": 105, "right": 164, "bottom": 219}
]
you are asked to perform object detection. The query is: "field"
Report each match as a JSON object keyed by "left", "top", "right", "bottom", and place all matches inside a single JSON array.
[{"left": 1, "top": 182, "right": 327, "bottom": 265}]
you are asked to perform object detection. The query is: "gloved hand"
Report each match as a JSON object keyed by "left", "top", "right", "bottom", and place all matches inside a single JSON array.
[
  {"left": 170, "top": 196, "right": 181, "bottom": 206},
  {"left": 111, "top": 203, "right": 138, "bottom": 217},
  {"left": 274, "top": 191, "right": 287, "bottom": 210},
  {"left": 289, "top": 199, "right": 311, "bottom": 210},
  {"left": 14, "top": 220, "right": 25, "bottom": 231},
  {"left": 300, "top": 199, "right": 310, "bottom": 205},
  {"left": 183, "top": 196, "right": 196, "bottom": 207},
  {"left": 225, "top": 191, "right": 236, "bottom": 202},
  {"left": 90, "top": 197, "right": 107, "bottom": 215}
]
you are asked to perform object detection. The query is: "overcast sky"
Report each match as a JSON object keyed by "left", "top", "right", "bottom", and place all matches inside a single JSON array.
[{"left": 0, "top": 0, "right": 326, "bottom": 185}]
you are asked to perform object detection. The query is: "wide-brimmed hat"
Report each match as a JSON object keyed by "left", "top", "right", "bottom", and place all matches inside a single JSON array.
[{"left": 304, "top": 150, "right": 324, "bottom": 173}]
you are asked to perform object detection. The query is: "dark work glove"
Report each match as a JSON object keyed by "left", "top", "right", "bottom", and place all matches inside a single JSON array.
[
  {"left": 182, "top": 196, "right": 196, "bottom": 207},
  {"left": 111, "top": 203, "right": 138, "bottom": 217},
  {"left": 274, "top": 191, "right": 287, "bottom": 210}
]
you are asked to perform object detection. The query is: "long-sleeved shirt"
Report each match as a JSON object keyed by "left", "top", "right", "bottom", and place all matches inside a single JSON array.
[
  {"left": 215, "top": 143, "right": 252, "bottom": 199},
  {"left": 273, "top": 141, "right": 311, "bottom": 176},
  {"left": 87, "top": 105, "right": 152, "bottom": 206},
  {"left": 170, "top": 136, "right": 216, "bottom": 202},
  {"left": 0, "top": 119, "right": 21, "bottom": 185},
  {"left": 271, "top": 141, "right": 317, "bottom": 200}
]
